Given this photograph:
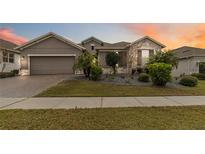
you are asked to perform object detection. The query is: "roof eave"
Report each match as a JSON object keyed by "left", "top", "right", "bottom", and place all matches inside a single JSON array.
[
  {"left": 15, "top": 32, "right": 85, "bottom": 51},
  {"left": 130, "top": 36, "right": 166, "bottom": 48}
]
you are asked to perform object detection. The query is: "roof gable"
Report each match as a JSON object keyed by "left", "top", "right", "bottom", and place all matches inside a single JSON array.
[
  {"left": 129, "top": 36, "right": 166, "bottom": 48},
  {"left": 15, "top": 32, "right": 85, "bottom": 51},
  {"left": 81, "top": 36, "right": 103, "bottom": 44}
]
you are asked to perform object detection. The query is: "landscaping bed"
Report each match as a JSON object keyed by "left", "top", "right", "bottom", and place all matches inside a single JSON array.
[
  {"left": 100, "top": 74, "right": 181, "bottom": 88},
  {"left": 0, "top": 70, "right": 19, "bottom": 78},
  {"left": 1, "top": 106, "right": 205, "bottom": 129}
]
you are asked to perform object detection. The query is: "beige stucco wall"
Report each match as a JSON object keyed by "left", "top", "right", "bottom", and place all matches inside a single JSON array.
[
  {"left": 82, "top": 40, "right": 102, "bottom": 54},
  {"left": 172, "top": 57, "right": 205, "bottom": 77},
  {"left": 19, "top": 37, "right": 83, "bottom": 70}
]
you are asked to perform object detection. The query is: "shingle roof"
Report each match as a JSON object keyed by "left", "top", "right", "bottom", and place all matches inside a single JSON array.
[
  {"left": 81, "top": 36, "right": 130, "bottom": 47},
  {"left": 0, "top": 39, "right": 18, "bottom": 49},
  {"left": 111, "top": 41, "right": 130, "bottom": 47},
  {"left": 81, "top": 36, "right": 104, "bottom": 44},
  {"left": 16, "top": 32, "right": 86, "bottom": 50},
  {"left": 95, "top": 46, "right": 127, "bottom": 50},
  {"left": 172, "top": 46, "right": 205, "bottom": 59}
]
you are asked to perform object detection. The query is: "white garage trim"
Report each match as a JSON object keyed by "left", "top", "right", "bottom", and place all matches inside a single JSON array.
[
  {"left": 28, "top": 54, "right": 76, "bottom": 57},
  {"left": 28, "top": 54, "right": 76, "bottom": 75}
]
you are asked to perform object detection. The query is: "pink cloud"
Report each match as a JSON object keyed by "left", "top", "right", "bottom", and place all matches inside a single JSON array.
[
  {"left": 123, "top": 23, "right": 205, "bottom": 49},
  {"left": 0, "top": 28, "right": 28, "bottom": 45}
]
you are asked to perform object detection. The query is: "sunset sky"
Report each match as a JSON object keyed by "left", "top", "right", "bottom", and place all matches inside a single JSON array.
[{"left": 0, "top": 23, "right": 205, "bottom": 49}]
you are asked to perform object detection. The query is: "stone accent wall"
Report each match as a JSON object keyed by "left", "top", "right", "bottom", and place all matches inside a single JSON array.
[{"left": 127, "top": 38, "right": 163, "bottom": 73}]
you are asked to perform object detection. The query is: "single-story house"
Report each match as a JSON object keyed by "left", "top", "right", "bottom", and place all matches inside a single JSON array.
[
  {"left": 172, "top": 46, "right": 205, "bottom": 77},
  {"left": 80, "top": 35, "right": 165, "bottom": 74},
  {"left": 15, "top": 32, "right": 165, "bottom": 75},
  {"left": 0, "top": 39, "right": 20, "bottom": 72}
]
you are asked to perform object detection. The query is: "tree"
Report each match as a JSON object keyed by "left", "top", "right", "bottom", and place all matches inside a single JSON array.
[
  {"left": 75, "top": 51, "right": 96, "bottom": 78},
  {"left": 148, "top": 50, "right": 178, "bottom": 68},
  {"left": 106, "top": 52, "right": 119, "bottom": 74}
]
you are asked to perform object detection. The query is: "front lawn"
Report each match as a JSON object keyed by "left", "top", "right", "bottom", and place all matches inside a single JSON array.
[
  {"left": 36, "top": 80, "right": 205, "bottom": 97},
  {"left": 1, "top": 106, "right": 205, "bottom": 129}
]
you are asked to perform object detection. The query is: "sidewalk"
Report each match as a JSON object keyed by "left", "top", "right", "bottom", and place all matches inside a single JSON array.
[{"left": 1, "top": 96, "right": 205, "bottom": 109}]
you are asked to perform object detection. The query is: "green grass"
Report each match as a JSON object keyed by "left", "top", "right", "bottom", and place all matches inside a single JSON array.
[
  {"left": 36, "top": 80, "right": 205, "bottom": 97},
  {"left": 1, "top": 106, "right": 205, "bottom": 129}
]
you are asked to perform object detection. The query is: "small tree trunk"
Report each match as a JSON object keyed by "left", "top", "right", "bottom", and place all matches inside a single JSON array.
[
  {"left": 87, "top": 67, "right": 91, "bottom": 80},
  {"left": 83, "top": 69, "right": 87, "bottom": 77},
  {"left": 113, "top": 66, "right": 116, "bottom": 75}
]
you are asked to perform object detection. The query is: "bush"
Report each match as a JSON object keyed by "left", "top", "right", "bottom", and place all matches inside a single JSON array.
[
  {"left": 191, "top": 73, "right": 205, "bottom": 80},
  {"left": 179, "top": 76, "right": 198, "bottom": 87},
  {"left": 148, "top": 63, "right": 172, "bottom": 86},
  {"left": 90, "top": 65, "right": 103, "bottom": 81},
  {"left": 75, "top": 51, "right": 96, "bottom": 78},
  {"left": 138, "top": 73, "right": 150, "bottom": 82},
  {"left": 11, "top": 69, "right": 19, "bottom": 75},
  {"left": 148, "top": 51, "right": 178, "bottom": 68},
  {"left": 0, "top": 71, "right": 15, "bottom": 78}
]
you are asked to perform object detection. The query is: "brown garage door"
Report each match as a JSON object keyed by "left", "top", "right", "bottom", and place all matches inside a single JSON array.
[{"left": 30, "top": 56, "right": 75, "bottom": 75}]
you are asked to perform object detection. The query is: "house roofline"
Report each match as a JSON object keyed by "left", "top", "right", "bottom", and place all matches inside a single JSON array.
[
  {"left": 0, "top": 47, "right": 20, "bottom": 54},
  {"left": 127, "top": 36, "right": 166, "bottom": 48},
  {"left": 15, "top": 32, "right": 86, "bottom": 51},
  {"left": 81, "top": 36, "right": 104, "bottom": 44}
]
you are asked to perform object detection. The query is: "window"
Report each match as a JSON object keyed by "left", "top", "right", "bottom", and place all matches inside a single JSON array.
[
  {"left": 3, "top": 51, "right": 14, "bottom": 63},
  {"left": 199, "top": 62, "right": 205, "bottom": 74},
  {"left": 9, "top": 53, "right": 14, "bottom": 63},
  {"left": 91, "top": 44, "right": 95, "bottom": 50},
  {"left": 3, "top": 51, "right": 8, "bottom": 62},
  {"left": 141, "top": 50, "right": 150, "bottom": 65}
]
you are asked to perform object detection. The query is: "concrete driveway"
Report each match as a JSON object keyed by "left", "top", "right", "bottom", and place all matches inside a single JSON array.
[{"left": 0, "top": 75, "right": 71, "bottom": 98}]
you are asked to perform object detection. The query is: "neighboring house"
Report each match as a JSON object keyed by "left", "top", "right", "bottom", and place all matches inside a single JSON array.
[
  {"left": 15, "top": 32, "right": 165, "bottom": 75},
  {"left": 0, "top": 39, "right": 20, "bottom": 72},
  {"left": 172, "top": 46, "right": 205, "bottom": 77}
]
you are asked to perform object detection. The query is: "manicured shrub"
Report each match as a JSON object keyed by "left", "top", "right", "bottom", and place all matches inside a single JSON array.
[
  {"left": 191, "top": 73, "right": 205, "bottom": 80},
  {"left": 75, "top": 51, "right": 96, "bottom": 78},
  {"left": 90, "top": 65, "right": 103, "bottom": 81},
  {"left": 179, "top": 76, "right": 198, "bottom": 87},
  {"left": 0, "top": 71, "right": 15, "bottom": 78},
  {"left": 138, "top": 73, "right": 150, "bottom": 82},
  {"left": 148, "top": 63, "right": 172, "bottom": 86}
]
